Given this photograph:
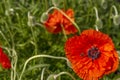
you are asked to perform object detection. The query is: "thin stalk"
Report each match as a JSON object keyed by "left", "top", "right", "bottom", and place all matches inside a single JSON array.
[
  {"left": 45, "top": 0, "right": 48, "bottom": 10},
  {"left": 95, "top": 25, "right": 99, "bottom": 31},
  {"left": 35, "top": 23, "right": 44, "bottom": 27},
  {"left": 54, "top": 72, "right": 76, "bottom": 80},
  {"left": 4, "top": 11, "right": 18, "bottom": 80},
  {"left": 7, "top": 21, "right": 17, "bottom": 80},
  {"left": 41, "top": 68, "right": 46, "bottom": 80},
  {"left": 12, "top": 49, "right": 18, "bottom": 80},
  {"left": 63, "top": 0, "right": 66, "bottom": 10},
  {"left": 0, "top": 30, "right": 10, "bottom": 47},
  {"left": 93, "top": 7, "right": 100, "bottom": 31},
  {"left": 30, "top": 26, "right": 38, "bottom": 55},
  {"left": 93, "top": 7, "right": 99, "bottom": 20},
  {"left": 30, "top": 25, "right": 38, "bottom": 76},
  {"left": 112, "top": 5, "right": 118, "bottom": 15},
  {"left": 61, "top": 24, "right": 67, "bottom": 40},
  {"left": 19, "top": 55, "right": 68, "bottom": 80}
]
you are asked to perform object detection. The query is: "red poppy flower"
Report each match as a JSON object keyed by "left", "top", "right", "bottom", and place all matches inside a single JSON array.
[
  {"left": 65, "top": 29, "right": 119, "bottom": 80},
  {"left": 0, "top": 48, "right": 11, "bottom": 69},
  {"left": 44, "top": 9, "right": 77, "bottom": 34}
]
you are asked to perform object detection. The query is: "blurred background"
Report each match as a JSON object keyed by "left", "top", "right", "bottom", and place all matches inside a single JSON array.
[{"left": 0, "top": 0, "right": 120, "bottom": 80}]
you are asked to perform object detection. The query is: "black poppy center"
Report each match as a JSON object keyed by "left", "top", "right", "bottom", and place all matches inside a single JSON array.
[{"left": 88, "top": 46, "right": 100, "bottom": 60}]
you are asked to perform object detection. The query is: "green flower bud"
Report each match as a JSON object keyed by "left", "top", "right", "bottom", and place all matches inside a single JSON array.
[
  {"left": 95, "top": 19, "right": 103, "bottom": 29},
  {"left": 40, "top": 12, "right": 48, "bottom": 23},
  {"left": 101, "top": 0, "right": 107, "bottom": 9},
  {"left": 52, "top": 0, "right": 62, "bottom": 6},
  {"left": 113, "top": 15, "right": 120, "bottom": 26},
  {"left": 27, "top": 12, "right": 35, "bottom": 26},
  {"left": 5, "top": 8, "right": 15, "bottom": 16},
  {"left": 47, "top": 74, "right": 55, "bottom": 80}
]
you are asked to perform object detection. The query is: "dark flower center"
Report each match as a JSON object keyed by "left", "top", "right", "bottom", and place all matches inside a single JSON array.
[{"left": 88, "top": 46, "right": 100, "bottom": 60}]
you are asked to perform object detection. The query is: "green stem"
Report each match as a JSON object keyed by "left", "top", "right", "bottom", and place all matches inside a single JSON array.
[
  {"left": 46, "top": 6, "right": 81, "bottom": 34},
  {"left": 93, "top": 7, "right": 99, "bottom": 20},
  {"left": 54, "top": 72, "right": 76, "bottom": 80},
  {"left": 95, "top": 25, "right": 99, "bottom": 31},
  {"left": 30, "top": 26, "right": 37, "bottom": 55},
  {"left": 30, "top": 25, "right": 38, "bottom": 76},
  {"left": 28, "top": 12, "right": 37, "bottom": 55},
  {"left": 61, "top": 24, "right": 67, "bottom": 40},
  {"left": 4, "top": 14, "right": 18, "bottom": 80},
  {"left": 63, "top": 0, "right": 66, "bottom": 10},
  {"left": 12, "top": 49, "right": 18, "bottom": 80},
  {"left": 19, "top": 55, "right": 68, "bottom": 80},
  {"left": 45, "top": 0, "right": 48, "bottom": 10},
  {"left": 0, "top": 30, "right": 10, "bottom": 47},
  {"left": 112, "top": 5, "right": 118, "bottom": 16},
  {"left": 41, "top": 68, "right": 46, "bottom": 80}
]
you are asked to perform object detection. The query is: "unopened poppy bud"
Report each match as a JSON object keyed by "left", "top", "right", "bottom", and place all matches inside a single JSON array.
[
  {"left": 113, "top": 15, "right": 120, "bottom": 25},
  {"left": 52, "top": 0, "right": 62, "bottom": 6},
  {"left": 40, "top": 12, "right": 48, "bottom": 23},
  {"left": 94, "top": 7, "right": 103, "bottom": 29},
  {"left": 27, "top": 12, "right": 35, "bottom": 26},
  {"left": 111, "top": 5, "right": 120, "bottom": 25},
  {"left": 101, "top": 0, "right": 107, "bottom": 9},
  {"left": 5, "top": 8, "right": 14, "bottom": 16},
  {"left": 47, "top": 74, "right": 55, "bottom": 80},
  {"left": 95, "top": 19, "right": 103, "bottom": 29}
]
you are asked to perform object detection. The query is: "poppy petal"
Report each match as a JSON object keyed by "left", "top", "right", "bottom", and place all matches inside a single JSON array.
[
  {"left": 0, "top": 48, "right": 11, "bottom": 69},
  {"left": 65, "top": 29, "right": 119, "bottom": 80},
  {"left": 44, "top": 9, "right": 77, "bottom": 34}
]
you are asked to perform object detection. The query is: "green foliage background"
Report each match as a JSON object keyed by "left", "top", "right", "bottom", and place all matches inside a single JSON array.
[{"left": 0, "top": 0, "right": 120, "bottom": 80}]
